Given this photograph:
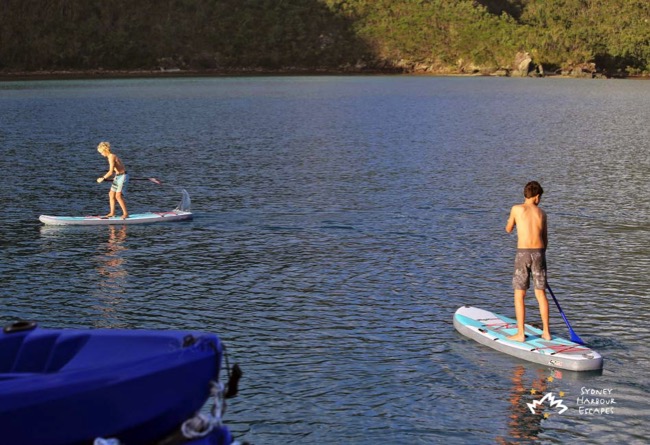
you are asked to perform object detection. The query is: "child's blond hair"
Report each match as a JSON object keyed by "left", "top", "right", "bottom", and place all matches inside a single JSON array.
[{"left": 97, "top": 141, "right": 111, "bottom": 154}]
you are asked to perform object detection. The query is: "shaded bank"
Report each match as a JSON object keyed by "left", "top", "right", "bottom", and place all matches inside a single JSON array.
[
  {"left": 0, "top": 0, "right": 374, "bottom": 72},
  {"left": 1, "top": 0, "right": 648, "bottom": 78}
]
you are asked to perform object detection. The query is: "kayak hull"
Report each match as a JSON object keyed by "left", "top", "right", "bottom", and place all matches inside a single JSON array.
[
  {"left": 454, "top": 306, "right": 603, "bottom": 372},
  {"left": 0, "top": 325, "right": 227, "bottom": 445}
]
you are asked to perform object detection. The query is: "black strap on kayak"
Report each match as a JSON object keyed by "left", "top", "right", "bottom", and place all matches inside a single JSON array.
[
  {"left": 3, "top": 321, "right": 37, "bottom": 334},
  {"left": 222, "top": 346, "right": 242, "bottom": 399}
]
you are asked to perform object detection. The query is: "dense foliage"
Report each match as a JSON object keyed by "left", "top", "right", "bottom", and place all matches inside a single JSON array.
[{"left": 1, "top": 0, "right": 648, "bottom": 76}]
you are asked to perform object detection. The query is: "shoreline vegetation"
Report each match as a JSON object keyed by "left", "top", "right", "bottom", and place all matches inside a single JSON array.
[
  {"left": 1, "top": 0, "right": 648, "bottom": 82},
  {"left": 2, "top": 67, "right": 648, "bottom": 83}
]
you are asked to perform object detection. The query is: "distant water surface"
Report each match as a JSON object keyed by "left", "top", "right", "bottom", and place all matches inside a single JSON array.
[{"left": 1, "top": 76, "right": 648, "bottom": 444}]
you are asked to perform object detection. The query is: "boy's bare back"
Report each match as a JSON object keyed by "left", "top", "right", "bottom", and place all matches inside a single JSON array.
[{"left": 505, "top": 202, "right": 547, "bottom": 249}]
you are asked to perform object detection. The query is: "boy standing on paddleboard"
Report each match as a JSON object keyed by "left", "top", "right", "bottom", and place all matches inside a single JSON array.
[
  {"left": 505, "top": 181, "right": 551, "bottom": 341},
  {"left": 96, "top": 141, "right": 129, "bottom": 219}
]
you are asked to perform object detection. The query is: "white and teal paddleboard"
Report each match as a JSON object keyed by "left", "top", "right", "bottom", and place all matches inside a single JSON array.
[
  {"left": 454, "top": 306, "right": 603, "bottom": 371},
  {"left": 39, "top": 189, "right": 193, "bottom": 226},
  {"left": 39, "top": 210, "right": 192, "bottom": 226}
]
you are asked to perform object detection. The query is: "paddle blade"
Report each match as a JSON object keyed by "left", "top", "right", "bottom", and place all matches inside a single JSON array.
[
  {"left": 547, "top": 284, "right": 585, "bottom": 345},
  {"left": 569, "top": 329, "right": 585, "bottom": 345}
]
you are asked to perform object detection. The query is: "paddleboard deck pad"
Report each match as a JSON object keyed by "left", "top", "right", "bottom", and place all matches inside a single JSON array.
[
  {"left": 39, "top": 210, "right": 192, "bottom": 225},
  {"left": 454, "top": 306, "right": 602, "bottom": 371}
]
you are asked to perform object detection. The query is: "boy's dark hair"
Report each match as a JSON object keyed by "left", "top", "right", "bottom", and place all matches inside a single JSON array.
[{"left": 524, "top": 181, "right": 543, "bottom": 198}]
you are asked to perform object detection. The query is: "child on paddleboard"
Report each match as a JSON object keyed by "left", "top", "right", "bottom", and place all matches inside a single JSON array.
[
  {"left": 505, "top": 181, "right": 551, "bottom": 342},
  {"left": 96, "top": 141, "right": 129, "bottom": 219}
]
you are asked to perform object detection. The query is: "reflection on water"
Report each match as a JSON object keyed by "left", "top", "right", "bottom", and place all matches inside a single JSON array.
[
  {"left": 92, "top": 226, "right": 128, "bottom": 328},
  {"left": 497, "top": 366, "right": 549, "bottom": 443}
]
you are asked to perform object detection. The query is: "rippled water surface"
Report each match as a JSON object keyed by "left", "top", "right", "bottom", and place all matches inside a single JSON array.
[{"left": 1, "top": 76, "right": 649, "bottom": 444}]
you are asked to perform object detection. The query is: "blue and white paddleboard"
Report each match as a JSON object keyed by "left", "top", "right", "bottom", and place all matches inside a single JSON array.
[
  {"left": 40, "top": 189, "right": 193, "bottom": 226},
  {"left": 454, "top": 306, "right": 603, "bottom": 371},
  {"left": 39, "top": 210, "right": 192, "bottom": 226}
]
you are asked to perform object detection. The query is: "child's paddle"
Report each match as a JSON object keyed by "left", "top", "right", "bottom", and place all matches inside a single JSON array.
[
  {"left": 100, "top": 177, "right": 162, "bottom": 185},
  {"left": 129, "top": 177, "right": 163, "bottom": 185}
]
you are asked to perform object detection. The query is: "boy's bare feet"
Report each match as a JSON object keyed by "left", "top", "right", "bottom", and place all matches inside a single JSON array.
[
  {"left": 121, "top": 214, "right": 129, "bottom": 220},
  {"left": 104, "top": 213, "right": 115, "bottom": 218},
  {"left": 542, "top": 332, "right": 552, "bottom": 341},
  {"left": 507, "top": 333, "right": 527, "bottom": 342}
]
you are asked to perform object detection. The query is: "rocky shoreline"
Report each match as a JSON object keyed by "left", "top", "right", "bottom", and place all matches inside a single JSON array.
[
  {"left": 0, "top": 67, "right": 378, "bottom": 81},
  {"left": 1, "top": 65, "right": 647, "bottom": 82}
]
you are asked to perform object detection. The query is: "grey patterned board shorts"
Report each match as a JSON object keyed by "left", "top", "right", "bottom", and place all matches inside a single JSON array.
[
  {"left": 110, "top": 173, "right": 128, "bottom": 194},
  {"left": 512, "top": 248, "right": 547, "bottom": 290}
]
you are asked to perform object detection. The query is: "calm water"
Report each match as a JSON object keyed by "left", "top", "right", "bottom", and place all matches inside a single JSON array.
[{"left": 1, "top": 76, "right": 648, "bottom": 444}]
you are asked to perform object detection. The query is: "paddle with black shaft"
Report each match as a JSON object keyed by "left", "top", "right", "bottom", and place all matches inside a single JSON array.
[
  {"left": 546, "top": 283, "right": 585, "bottom": 345},
  {"left": 129, "top": 177, "right": 163, "bottom": 185}
]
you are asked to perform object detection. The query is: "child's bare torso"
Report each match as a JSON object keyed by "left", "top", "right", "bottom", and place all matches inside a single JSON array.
[
  {"left": 109, "top": 153, "right": 126, "bottom": 174},
  {"left": 509, "top": 203, "right": 546, "bottom": 249}
]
